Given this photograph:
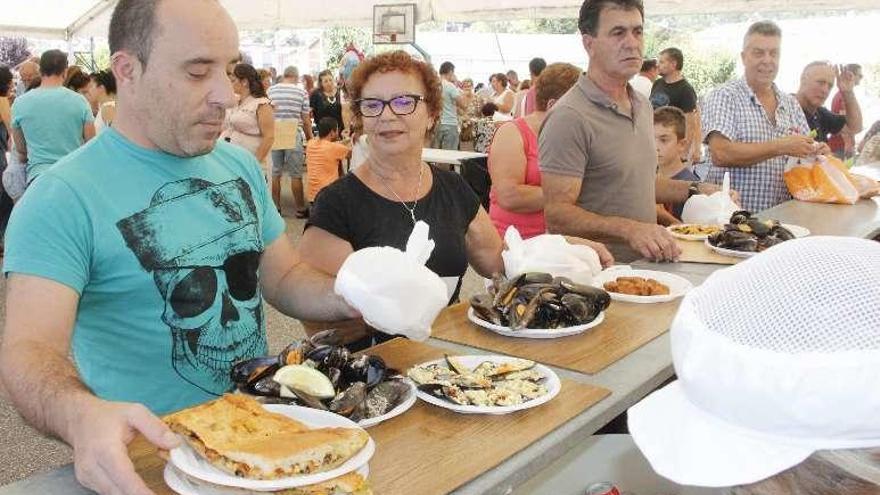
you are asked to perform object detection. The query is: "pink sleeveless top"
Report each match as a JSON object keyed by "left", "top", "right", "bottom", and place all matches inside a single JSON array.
[{"left": 489, "top": 118, "right": 546, "bottom": 239}]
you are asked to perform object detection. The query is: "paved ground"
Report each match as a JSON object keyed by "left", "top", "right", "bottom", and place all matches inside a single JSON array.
[{"left": 0, "top": 184, "right": 485, "bottom": 486}]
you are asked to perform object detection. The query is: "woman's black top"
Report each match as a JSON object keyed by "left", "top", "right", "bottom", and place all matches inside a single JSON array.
[
  {"left": 306, "top": 165, "right": 481, "bottom": 304},
  {"left": 310, "top": 89, "right": 345, "bottom": 131}
]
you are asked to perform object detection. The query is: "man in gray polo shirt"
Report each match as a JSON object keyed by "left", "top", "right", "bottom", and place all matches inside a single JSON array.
[{"left": 540, "top": 0, "right": 723, "bottom": 262}]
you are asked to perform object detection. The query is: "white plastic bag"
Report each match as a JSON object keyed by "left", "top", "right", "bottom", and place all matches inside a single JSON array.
[
  {"left": 3, "top": 148, "right": 27, "bottom": 202},
  {"left": 681, "top": 172, "right": 738, "bottom": 224},
  {"left": 334, "top": 221, "right": 448, "bottom": 342},
  {"left": 502, "top": 226, "right": 602, "bottom": 285}
]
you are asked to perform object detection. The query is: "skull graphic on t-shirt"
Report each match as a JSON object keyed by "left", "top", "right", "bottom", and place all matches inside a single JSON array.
[{"left": 117, "top": 178, "right": 266, "bottom": 395}]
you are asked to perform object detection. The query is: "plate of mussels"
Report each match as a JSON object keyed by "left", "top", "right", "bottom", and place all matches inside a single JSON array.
[
  {"left": 704, "top": 210, "right": 807, "bottom": 258},
  {"left": 468, "top": 272, "right": 611, "bottom": 339},
  {"left": 230, "top": 330, "right": 417, "bottom": 428},
  {"left": 407, "top": 355, "right": 560, "bottom": 415}
]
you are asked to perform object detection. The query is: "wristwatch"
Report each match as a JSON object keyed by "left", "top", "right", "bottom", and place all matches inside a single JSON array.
[{"left": 687, "top": 181, "right": 700, "bottom": 198}]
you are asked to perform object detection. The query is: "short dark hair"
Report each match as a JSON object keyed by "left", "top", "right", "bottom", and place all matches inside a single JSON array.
[
  {"left": 579, "top": 0, "right": 644, "bottom": 36},
  {"left": 660, "top": 47, "right": 684, "bottom": 71},
  {"left": 480, "top": 102, "right": 498, "bottom": 117},
  {"left": 90, "top": 69, "right": 117, "bottom": 95},
  {"left": 845, "top": 63, "right": 862, "bottom": 75},
  {"left": 528, "top": 57, "right": 547, "bottom": 78},
  {"left": 490, "top": 73, "right": 508, "bottom": 89},
  {"left": 0, "top": 66, "right": 13, "bottom": 97},
  {"left": 64, "top": 71, "right": 91, "bottom": 92},
  {"left": 318, "top": 116, "right": 339, "bottom": 138},
  {"left": 654, "top": 106, "right": 687, "bottom": 140},
  {"left": 233, "top": 63, "right": 267, "bottom": 98},
  {"left": 640, "top": 58, "right": 658, "bottom": 72},
  {"left": 40, "top": 50, "right": 68, "bottom": 77},
  {"left": 439, "top": 61, "right": 455, "bottom": 75},
  {"left": 109, "top": 0, "right": 161, "bottom": 67}
]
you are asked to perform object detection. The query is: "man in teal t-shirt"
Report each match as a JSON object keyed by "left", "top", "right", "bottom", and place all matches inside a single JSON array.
[
  {"left": 432, "top": 61, "right": 464, "bottom": 151},
  {"left": 11, "top": 49, "right": 94, "bottom": 183},
  {"left": 0, "top": 2, "right": 359, "bottom": 494}
]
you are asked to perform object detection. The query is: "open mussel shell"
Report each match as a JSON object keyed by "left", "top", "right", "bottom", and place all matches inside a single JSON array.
[
  {"left": 281, "top": 386, "right": 329, "bottom": 411},
  {"left": 343, "top": 355, "right": 387, "bottom": 388},
  {"left": 244, "top": 362, "right": 282, "bottom": 396},
  {"left": 230, "top": 356, "right": 279, "bottom": 388},
  {"left": 329, "top": 382, "right": 368, "bottom": 416},
  {"left": 363, "top": 379, "right": 411, "bottom": 418}
]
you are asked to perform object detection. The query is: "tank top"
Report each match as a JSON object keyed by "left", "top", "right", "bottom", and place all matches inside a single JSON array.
[
  {"left": 94, "top": 100, "right": 115, "bottom": 134},
  {"left": 488, "top": 118, "right": 546, "bottom": 239}
]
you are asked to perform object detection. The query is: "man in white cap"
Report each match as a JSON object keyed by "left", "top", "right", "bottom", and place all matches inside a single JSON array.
[
  {"left": 0, "top": 1, "right": 359, "bottom": 494},
  {"left": 628, "top": 236, "right": 880, "bottom": 490}
]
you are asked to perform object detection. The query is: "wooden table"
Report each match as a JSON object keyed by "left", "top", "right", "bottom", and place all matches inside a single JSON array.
[
  {"left": 6, "top": 199, "right": 877, "bottom": 495},
  {"left": 433, "top": 300, "right": 681, "bottom": 375},
  {"left": 118, "top": 339, "right": 609, "bottom": 495}
]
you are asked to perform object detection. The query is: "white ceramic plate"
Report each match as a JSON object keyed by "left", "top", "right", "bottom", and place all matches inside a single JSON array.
[
  {"left": 356, "top": 380, "right": 418, "bottom": 428},
  {"left": 592, "top": 268, "right": 693, "bottom": 304},
  {"left": 169, "top": 405, "right": 375, "bottom": 491},
  {"left": 703, "top": 237, "right": 756, "bottom": 258},
  {"left": 666, "top": 224, "right": 722, "bottom": 241},
  {"left": 467, "top": 307, "right": 605, "bottom": 339},
  {"left": 413, "top": 355, "right": 561, "bottom": 415},
  {"left": 781, "top": 223, "right": 810, "bottom": 238},
  {"left": 164, "top": 462, "right": 370, "bottom": 495}
]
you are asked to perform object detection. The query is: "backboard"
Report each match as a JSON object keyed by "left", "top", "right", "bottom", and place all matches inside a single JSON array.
[{"left": 373, "top": 3, "right": 416, "bottom": 45}]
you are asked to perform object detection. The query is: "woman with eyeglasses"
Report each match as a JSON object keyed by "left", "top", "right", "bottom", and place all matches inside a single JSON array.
[{"left": 298, "top": 50, "right": 504, "bottom": 351}]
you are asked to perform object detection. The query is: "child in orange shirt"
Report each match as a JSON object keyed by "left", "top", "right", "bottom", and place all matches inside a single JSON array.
[{"left": 306, "top": 116, "right": 351, "bottom": 204}]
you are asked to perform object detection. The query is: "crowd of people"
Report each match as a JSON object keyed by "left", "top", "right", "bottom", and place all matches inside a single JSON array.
[{"left": 0, "top": 0, "right": 877, "bottom": 494}]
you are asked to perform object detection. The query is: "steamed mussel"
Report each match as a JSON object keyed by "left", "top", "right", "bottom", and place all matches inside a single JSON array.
[
  {"left": 471, "top": 272, "right": 611, "bottom": 330},
  {"left": 708, "top": 211, "right": 796, "bottom": 253},
  {"left": 230, "top": 330, "right": 411, "bottom": 423}
]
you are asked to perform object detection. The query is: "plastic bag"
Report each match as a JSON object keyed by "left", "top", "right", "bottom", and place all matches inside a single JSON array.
[
  {"left": 502, "top": 227, "right": 602, "bottom": 285},
  {"left": 334, "top": 221, "right": 448, "bottom": 342},
  {"left": 681, "top": 172, "right": 738, "bottom": 224},
  {"left": 783, "top": 154, "right": 859, "bottom": 204},
  {"left": 3, "top": 149, "right": 27, "bottom": 202}
]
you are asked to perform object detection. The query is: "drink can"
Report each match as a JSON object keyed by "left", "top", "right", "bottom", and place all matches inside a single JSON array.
[{"left": 585, "top": 482, "right": 621, "bottom": 495}]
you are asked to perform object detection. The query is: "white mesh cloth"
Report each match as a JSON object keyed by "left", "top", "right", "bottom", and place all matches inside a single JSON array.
[
  {"left": 690, "top": 236, "right": 880, "bottom": 352},
  {"left": 628, "top": 236, "right": 880, "bottom": 488}
]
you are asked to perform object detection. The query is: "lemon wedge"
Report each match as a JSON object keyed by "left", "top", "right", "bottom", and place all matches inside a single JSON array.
[{"left": 272, "top": 365, "right": 336, "bottom": 399}]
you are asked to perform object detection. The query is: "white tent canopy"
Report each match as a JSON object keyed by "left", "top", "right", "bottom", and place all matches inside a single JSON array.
[{"left": 4, "top": 0, "right": 879, "bottom": 40}]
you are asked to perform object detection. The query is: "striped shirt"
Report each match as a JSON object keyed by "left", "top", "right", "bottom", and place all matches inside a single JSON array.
[
  {"left": 267, "top": 83, "right": 310, "bottom": 120},
  {"left": 702, "top": 78, "right": 809, "bottom": 212}
]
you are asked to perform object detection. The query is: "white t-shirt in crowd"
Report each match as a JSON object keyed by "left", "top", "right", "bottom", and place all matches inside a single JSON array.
[{"left": 630, "top": 74, "right": 654, "bottom": 98}]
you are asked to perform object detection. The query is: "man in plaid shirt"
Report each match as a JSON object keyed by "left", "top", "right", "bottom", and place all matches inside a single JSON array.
[{"left": 702, "top": 21, "right": 829, "bottom": 212}]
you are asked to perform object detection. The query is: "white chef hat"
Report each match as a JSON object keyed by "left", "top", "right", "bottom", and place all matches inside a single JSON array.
[{"left": 628, "top": 236, "right": 880, "bottom": 487}]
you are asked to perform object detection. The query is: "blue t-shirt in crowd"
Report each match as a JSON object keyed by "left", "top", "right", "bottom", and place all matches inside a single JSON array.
[
  {"left": 440, "top": 80, "right": 462, "bottom": 126},
  {"left": 10, "top": 86, "right": 94, "bottom": 181},
  {"left": 3, "top": 127, "right": 286, "bottom": 414}
]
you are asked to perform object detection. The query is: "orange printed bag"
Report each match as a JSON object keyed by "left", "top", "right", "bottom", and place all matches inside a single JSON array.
[{"left": 783, "top": 155, "right": 859, "bottom": 204}]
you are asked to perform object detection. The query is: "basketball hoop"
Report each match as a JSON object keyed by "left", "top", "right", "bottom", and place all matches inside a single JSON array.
[{"left": 373, "top": 3, "right": 416, "bottom": 45}]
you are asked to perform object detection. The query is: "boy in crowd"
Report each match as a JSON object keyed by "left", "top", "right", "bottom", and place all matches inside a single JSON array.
[
  {"left": 306, "top": 116, "right": 351, "bottom": 204},
  {"left": 654, "top": 106, "right": 699, "bottom": 222}
]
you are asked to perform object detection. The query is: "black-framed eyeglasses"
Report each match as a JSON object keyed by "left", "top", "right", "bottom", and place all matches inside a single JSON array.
[{"left": 356, "top": 94, "right": 423, "bottom": 117}]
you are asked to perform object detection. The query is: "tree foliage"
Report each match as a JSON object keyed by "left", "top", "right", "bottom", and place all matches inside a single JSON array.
[
  {"left": 322, "top": 26, "right": 372, "bottom": 73},
  {"left": 0, "top": 37, "right": 31, "bottom": 68}
]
